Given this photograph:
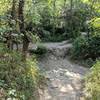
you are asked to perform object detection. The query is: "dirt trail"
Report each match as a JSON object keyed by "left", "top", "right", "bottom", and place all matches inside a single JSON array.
[{"left": 32, "top": 41, "right": 89, "bottom": 100}]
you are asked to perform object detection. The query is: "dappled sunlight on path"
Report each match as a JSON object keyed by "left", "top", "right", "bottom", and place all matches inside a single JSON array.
[
  {"left": 35, "top": 41, "right": 89, "bottom": 100},
  {"left": 39, "top": 67, "right": 87, "bottom": 100}
]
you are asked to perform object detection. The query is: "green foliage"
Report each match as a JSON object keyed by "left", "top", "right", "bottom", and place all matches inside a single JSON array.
[
  {"left": 0, "top": 44, "right": 43, "bottom": 100},
  {"left": 0, "top": 0, "right": 12, "bottom": 15},
  {"left": 40, "top": 6, "right": 52, "bottom": 28},
  {"left": 65, "top": 9, "right": 89, "bottom": 38},
  {"left": 36, "top": 44, "right": 47, "bottom": 55},
  {"left": 0, "top": 0, "right": 100, "bottom": 99},
  {"left": 72, "top": 36, "right": 87, "bottom": 58},
  {"left": 43, "top": 34, "right": 67, "bottom": 42},
  {"left": 72, "top": 35, "right": 100, "bottom": 60},
  {"left": 90, "top": 18, "right": 100, "bottom": 29},
  {"left": 26, "top": 31, "right": 40, "bottom": 43},
  {"left": 85, "top": 61, "right": 100, "bottom": 100},
  {"left": 89, "top": 18, "right": 100, "bottom": 36},
  {"left": 29, "top": 44, "right": 47, "bottom": 55}
]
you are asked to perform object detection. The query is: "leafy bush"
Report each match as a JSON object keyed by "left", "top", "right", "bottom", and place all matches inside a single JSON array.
[
  {"left": 90, "top": 18, "right": 100, "bottom": 32},
  {"left": 72, "top": 35, "right": 100, "bottom": 60},
  {"left": 0, "top": 44, "right": 43, "bottom": 100},
  {"left": 84, "top": 61, "right": 100, "bottom": 100},
  {"left": 29, "top": 44, "right": 47, "bottom": 55},
  {"left": 36, "top": 45, "right": 47, "bottom": 55},
  {"left": 72, "top": 36, "right": 88, "bottom": 58}
]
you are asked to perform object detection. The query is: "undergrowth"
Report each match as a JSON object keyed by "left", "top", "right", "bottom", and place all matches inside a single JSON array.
[
  {"left": 84, "top": 61, "right": 100, "bottom": 100},
  {"left": 0, "top": 43, "right": 44, "bottom": 100}
]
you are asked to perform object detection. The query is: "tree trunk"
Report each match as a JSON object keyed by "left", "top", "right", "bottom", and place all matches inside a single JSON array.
[
  {"left": 64, "top": 0, "right": 67, "bottom": 33},
  {"left": 18, "top": 0, "right": 29, "bottom": 60},
  {"left": 52, "top": 0, "right": 56, "bottom": 36},
  {"left": 7, "top": 0, "right": 16, "bottom": 50},
  {"left": 70, "top": 0, "right": 73, "bottom": 38}
]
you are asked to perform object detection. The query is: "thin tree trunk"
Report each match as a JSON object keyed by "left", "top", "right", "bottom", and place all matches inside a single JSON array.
[
  {"left": 70, "top": 0, "right": 73, "bottom": 37},
  {"left": 18, "top": 0, "right": 29, "bottom": 60},
  {"left": 86, "top": 0, "right": 95, "bottom": 40},
  {"left": 7, "top": 0, "right": 16, "bottom": 50},
  {"left": 64, "top": 0, "right": 67, "bottom": 33},
  {"left": 52, "top": 0, "right": 56, "bottom": 36}
]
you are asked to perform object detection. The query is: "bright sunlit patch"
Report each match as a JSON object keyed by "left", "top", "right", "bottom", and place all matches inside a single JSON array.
[
  {"left": 82, "top": 0, "right": 89, "bottom": 3},
  {"left": 65, "top": 71, "right": 81, "bottom": 79},
  {"left": 60, "top": 84, "right": 73, "bottom": 93}
]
